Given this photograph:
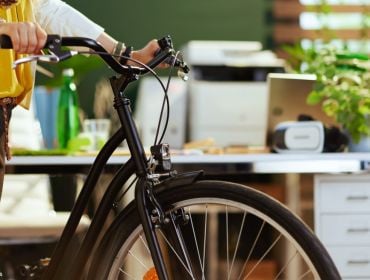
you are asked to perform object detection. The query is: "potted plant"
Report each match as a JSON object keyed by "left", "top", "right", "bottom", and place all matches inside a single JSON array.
[
  {"left": 303, "top": 47, "right": 369, "bottom": 148},
  {"left": 280, "top": 0, "right": 370, "bottom": 150},
  {"left": 283, "top": 43, "right": 370, "bottom": 150}
]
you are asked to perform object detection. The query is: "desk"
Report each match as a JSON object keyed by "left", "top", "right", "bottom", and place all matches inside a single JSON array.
[
  {"left": 6, "top": 152, "right": 368, "bottom": 215},
  {"left": 5, "top": 152, "right": 370, "bottom": 175},
  {"left": 6, "top": 152, "right": 370, "bottom": 215},
  {"left": 6, "top": 153, "right": 370, "bottom": 278}
]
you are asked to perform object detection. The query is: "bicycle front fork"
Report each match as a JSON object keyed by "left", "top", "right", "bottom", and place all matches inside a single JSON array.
[{"left": 135, "top": 178, "right": 196, "bottom": 280}]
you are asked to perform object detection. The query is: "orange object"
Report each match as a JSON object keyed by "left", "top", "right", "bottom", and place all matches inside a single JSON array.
[{"left": 143, "top": 267, "right": 159, "bottom": 280}]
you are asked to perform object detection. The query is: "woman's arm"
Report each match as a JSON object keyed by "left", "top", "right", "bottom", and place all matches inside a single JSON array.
[
  {"left": 33, "top": 0, "right": 105, "bottom": 44},
  {"left": 1, "top": 0, "right": 160, "bottom": 64},
  {"left": 33, "top": 0, "right": 160, "bottom": 64}
]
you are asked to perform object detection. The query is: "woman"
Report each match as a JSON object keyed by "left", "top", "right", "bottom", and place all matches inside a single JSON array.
[{"left": 0, "top": 0, "right": 161, "bottom": 197}]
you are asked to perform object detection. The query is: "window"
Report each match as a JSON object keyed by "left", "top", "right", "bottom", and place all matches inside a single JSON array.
[{"left": 273, "top": 0, "right": 369, "bottom": 53}]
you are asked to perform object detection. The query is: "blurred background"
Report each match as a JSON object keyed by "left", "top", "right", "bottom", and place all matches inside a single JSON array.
[
  {"left": 35, "top": 0, "right": 368, "bottom": 119},
  {"left": 36, "top": 0, "right": 273, "bottom": 117}
]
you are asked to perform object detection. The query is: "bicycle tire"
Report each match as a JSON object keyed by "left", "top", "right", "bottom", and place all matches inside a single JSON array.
[{"left": 88, "top": 180, "right": 340, "bottom": 280}]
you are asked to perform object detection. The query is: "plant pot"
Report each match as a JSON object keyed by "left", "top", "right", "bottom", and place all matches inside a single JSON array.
[{"left": 348, "top": 135, "right": 370, "bottom": 152}]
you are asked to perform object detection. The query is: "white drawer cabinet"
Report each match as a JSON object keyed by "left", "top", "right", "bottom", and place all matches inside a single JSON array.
[
  {"left": 319, "top": 214, "right": 370, "bottom": 245},
  {"left": 315, "top": 174, "right": 370, "bottom": 279},
  {"left": 317, "top": 181, "right": 370, "bottom": 213},
  {"left": 327, "top": 246, "right": 370, "bottom": 278}
]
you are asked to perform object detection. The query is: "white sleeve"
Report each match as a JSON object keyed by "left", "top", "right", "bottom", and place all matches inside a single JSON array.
[{"left": 33, "top": 0, "right": 104, "bottom": 39}]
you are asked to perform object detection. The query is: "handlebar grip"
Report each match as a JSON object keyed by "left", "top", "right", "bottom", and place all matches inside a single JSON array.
[
  {"left": 0, "top": 34, "right": 12, "bottom": 49},
  {"left": 0, "top": 34, "right": 61, "bottom": 49}
]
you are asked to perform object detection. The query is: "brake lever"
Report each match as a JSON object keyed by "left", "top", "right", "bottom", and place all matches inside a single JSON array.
[
  {"left": 151, "top": 50, "right": 190, "bottom": 81},
  {"left": 1, "top": 34, "right": 78, "bottom": 67},
  {"left": 170, "top": 57, "right": 189, "bottom": 81},
  {"left": 12, "top": 50, "right": 78, "bottom": 68},
  {"left": 154, "top": 35, "right": 190, "bottom": 79},
  {"left": 12, "top": 54, "right": 60, "bottom": 68},
  {"left": 171, "top": 55, "right": 190, "bottom": 81}
]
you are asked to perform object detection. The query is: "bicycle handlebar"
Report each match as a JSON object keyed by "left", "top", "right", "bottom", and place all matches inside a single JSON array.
[{"left": 0, "top": 34, "right": 189, "bottom": 76}]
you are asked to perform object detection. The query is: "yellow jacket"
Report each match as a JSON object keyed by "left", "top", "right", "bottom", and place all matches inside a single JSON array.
[
  {"left": 0, "top": 0, "right": 104, "bottom": 110},
  {"left": 0, "top": 1, "right": 35, "bottom": 109}
]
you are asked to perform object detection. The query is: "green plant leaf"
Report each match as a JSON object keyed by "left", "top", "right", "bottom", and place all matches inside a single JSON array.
[
  {"left": 292, "top": 43, "right": 370, "bottom": 142},
  {"left": 307, "top": 91, "right": 323, "bottom": 105}
]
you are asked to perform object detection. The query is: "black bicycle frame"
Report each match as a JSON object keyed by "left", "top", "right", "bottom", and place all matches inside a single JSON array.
[
  {"left": 43, "top": 72, "right": 171, "bottom": 280},
  {"left": 42, "top": 128, "right": 132, "bottom": 279},
  {"left": 109, "top": 73, "right": 171, "bottom": 280},
  {"left": 0, "top": 33, "right": 191, "bottom": 279}
]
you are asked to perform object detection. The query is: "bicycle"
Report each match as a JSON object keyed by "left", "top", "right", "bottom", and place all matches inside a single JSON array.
[{"left": 0, "top": 34, "right": 340, "bottom": 280}]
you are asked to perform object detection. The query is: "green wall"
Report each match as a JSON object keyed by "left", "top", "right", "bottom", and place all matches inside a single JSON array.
[
  {"left": 63, "top": 0, "right": 272, "bottom": 116},
  {"left": 66, "top": 0, "right": 270, "bottom": 47}
]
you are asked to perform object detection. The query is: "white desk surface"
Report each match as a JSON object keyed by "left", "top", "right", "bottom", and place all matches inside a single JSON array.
[{"left": 6, "top": 153, "right": 370, "bottom": 174}]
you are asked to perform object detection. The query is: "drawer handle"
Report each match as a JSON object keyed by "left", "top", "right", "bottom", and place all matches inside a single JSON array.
[
  {"left": 348, "top": 260, "right": 370, "bottom": 265},
  {"left": 346, "top": 195, "right": 369, "bottom": 201},
  {"left": 347, "top": 228, "right": 370, "bottom": 233}
]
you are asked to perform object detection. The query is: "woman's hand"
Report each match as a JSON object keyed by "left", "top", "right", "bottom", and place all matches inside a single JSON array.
[
  {"left": 130, "top": 39, "right": 166, "bottom": 67},
  {"left": 95, "top": 34, "right": 168, "bottom": 68},
  {"left": 0, "top": 21, "right": 47, "bottom": 54}
]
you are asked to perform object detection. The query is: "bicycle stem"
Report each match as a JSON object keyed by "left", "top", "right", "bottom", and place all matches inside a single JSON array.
[{"left": 110, "top": 74, "right": 148, "bottom": 176}]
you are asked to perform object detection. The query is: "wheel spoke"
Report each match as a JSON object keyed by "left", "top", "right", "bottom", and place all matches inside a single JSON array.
[
  {"left": 202, "top": 204, "right": 208, "bottom": 280},
  {"left": 244, "top": 234, "right": 282, "bottom": 279},
  {"left": 297, "top": 269, "right": 312, "bottom": 280},
  {"left": 118, "top": 267, "right": 136, "bottom": 280},
  {"left": 189, "top": 207, "right": 205, "bottom": 278},
  {"left": 274, "top": 250, "right": 299, "bottom": 280},
  {"left": 128, "top": 250, "right": 149, "bottom": 271},
  {"left": 158, "top": 230, "right": 195, "bottom": 279},
  {"left": 226, "top": 206, "right": 230, "bottom": 280},
  {"left": 139, "top": 234, "right": 150, "bottom": 254},
  {"left": 237, "top": 221, "right": 265, "bottom": 280},
  {"left": 228, "top": 210, "right": 247, "bottom": 280}
]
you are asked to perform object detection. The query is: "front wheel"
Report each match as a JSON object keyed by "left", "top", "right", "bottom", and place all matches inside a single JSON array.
[{"left": 89, "top": 180, "right": 340, "bottom": 280}]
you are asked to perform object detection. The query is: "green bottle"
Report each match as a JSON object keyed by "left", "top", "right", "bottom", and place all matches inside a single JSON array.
[{"left": 57, "top": 68, "right": 80, "bottom": 149}]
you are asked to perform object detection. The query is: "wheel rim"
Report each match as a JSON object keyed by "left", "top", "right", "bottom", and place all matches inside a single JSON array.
[{"left": 108, "top": 198, "right": 321, "bottom": 280}]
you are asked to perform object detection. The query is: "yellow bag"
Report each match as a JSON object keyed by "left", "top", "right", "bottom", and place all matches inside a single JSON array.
[{"left": 0, "top": 0, "right": 35, "bottom": 109}]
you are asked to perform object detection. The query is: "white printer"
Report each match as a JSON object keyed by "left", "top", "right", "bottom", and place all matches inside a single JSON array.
[
  {"left": 182, "top": 40, "right": 285, "bottom": 148},
  {"left": 134, "top": 77, "right": 187, "bottom": 149}
]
